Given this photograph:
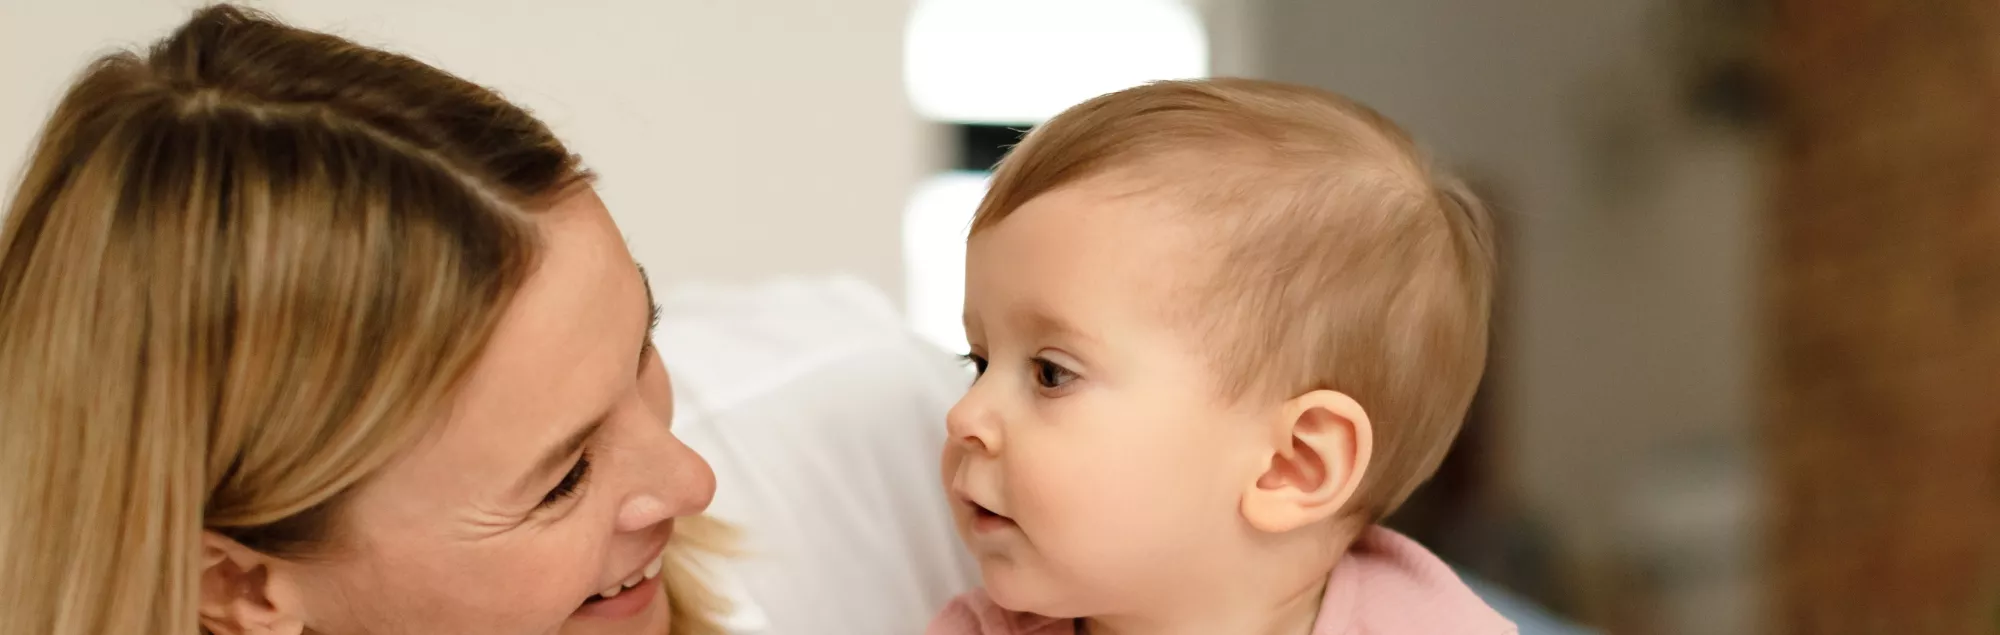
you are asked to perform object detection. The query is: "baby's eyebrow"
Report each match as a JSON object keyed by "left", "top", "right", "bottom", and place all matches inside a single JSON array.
[{"left": 1018, "top": 304, "right": 1101, "bottom": 346}]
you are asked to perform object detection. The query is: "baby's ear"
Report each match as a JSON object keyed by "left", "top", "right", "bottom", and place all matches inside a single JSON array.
[{"left": 1239, "top": 390, "right": 1373, "bottom": 534}]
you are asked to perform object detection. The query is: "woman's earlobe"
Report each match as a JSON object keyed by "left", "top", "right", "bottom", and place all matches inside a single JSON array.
[
  {"left": 1239, "top": 390, "right": 1373, "bottom": 534},
  {"left": 198, "top": 531, "right": 307, "bottom": 635}
]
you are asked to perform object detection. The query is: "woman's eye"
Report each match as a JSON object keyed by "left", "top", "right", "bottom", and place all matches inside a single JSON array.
[
  {"left": 538, "top": 452, "right": 592, "bottom": 508},
  {"left": 960, "top": 353, "right": 988, "bottom": 377},
  {"left": 1031, "top": 358, "right": 1077, "bottom": 389}
]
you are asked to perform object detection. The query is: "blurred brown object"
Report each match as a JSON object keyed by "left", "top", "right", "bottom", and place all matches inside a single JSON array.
[{"left": 1765, "top": 1, "right": 2000, "bottom": 633}]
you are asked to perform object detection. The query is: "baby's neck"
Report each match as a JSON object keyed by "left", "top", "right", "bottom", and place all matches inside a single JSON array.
[
  {"left": 1078, "top": 565, "right": 1331, "bottom": 635},
  {"left": 1077, "top": 521, "right": 1365, "bottom": 635}
]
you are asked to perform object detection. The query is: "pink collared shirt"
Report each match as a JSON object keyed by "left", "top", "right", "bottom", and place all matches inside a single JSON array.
[{"left": 926, "top": 527, "right": 1517, "bottom": 635}]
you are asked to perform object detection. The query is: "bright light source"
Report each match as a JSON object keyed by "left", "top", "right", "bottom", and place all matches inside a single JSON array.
[
  {"left": 904, "top": 0, "right": 1209, "bottom": 125},
  {"left": 902, "top": 171, "right": 990, "bottom": 354}
]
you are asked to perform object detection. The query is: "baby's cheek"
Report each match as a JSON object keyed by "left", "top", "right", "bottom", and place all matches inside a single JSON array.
[
  {"left": 1021, "top": 464, "right": 1152, "bottom": 547},
  {"left": 1012, "top": 450, "right": 1109, "bottom": 518}
]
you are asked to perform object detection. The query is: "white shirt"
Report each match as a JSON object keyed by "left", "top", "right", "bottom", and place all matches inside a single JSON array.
[{"left": 656, "top": 276, "right": 980, "bottom": 635}]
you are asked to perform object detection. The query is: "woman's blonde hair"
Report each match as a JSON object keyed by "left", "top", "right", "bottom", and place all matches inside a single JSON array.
[{"left": 0, "top": 5, "right": 731, "bottom": 634}]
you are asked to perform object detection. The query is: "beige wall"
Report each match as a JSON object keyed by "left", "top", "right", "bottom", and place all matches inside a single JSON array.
[{"left": 0, "top": 0, "right": 931, "bottom": 298}]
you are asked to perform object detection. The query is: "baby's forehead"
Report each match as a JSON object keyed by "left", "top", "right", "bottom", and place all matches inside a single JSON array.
[
  {"left": 978, "top": 177, "right": 1218, "bottom": 270},
  {"left": 965, "top": 196, "right": 1219, "bottom": 338}
]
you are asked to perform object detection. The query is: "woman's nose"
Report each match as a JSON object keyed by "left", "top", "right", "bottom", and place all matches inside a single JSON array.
[{"left": 616, "top": 426, "right": 716, "bottom": 533}]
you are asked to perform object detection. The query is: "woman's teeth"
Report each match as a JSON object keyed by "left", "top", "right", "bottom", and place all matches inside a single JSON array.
[{"left": 595, "top": 552, "right": 670, "bottom": 600}]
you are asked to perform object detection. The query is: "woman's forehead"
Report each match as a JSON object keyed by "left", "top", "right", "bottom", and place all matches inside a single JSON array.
[{"left": 373, "top": 191, "right": 649, "bottom": 513}]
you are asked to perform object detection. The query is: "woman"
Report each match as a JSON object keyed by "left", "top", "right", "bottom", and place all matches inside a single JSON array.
[{"left": 0, "top": 5, "right": 737, "bottom": 634}]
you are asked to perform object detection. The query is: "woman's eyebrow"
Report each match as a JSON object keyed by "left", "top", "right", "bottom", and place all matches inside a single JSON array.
[{"left": 636, "top": 262, "right": 659, "bottom": 363}]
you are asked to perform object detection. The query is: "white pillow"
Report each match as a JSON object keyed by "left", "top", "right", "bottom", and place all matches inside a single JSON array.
[{"left": 656, "top": 276, "right": 979, "bottom": 635}]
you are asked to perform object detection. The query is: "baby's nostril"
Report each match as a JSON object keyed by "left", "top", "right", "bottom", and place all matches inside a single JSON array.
[{"left": 955, "top": 435, "right": 987, "bottom": 452}]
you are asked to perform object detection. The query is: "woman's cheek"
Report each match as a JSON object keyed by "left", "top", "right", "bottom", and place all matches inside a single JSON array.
[{"left": 469, "top": 529, "right": 607, "bottom": 622}]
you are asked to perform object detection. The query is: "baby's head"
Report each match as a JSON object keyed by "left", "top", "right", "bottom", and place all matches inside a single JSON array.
[{"left": 943, "top": 78, "right": 1494, "bottom": 619}]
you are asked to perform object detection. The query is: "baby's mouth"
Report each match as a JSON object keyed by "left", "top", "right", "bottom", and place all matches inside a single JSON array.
[
  {"left": 954, "top": 482, "right": 1016, "bottom": 529},
  {"left": 970, "top": 502, "right": 1018, "bottom": 532}
]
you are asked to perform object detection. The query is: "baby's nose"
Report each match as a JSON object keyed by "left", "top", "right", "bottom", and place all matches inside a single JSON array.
[{"left": 945, "top": 397, "right": 1002, "bottom": 455}]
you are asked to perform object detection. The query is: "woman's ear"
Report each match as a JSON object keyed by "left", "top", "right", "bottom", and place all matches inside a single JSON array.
[
  {"left": 1239, "top": 390, "right": 1374, "bottom": 534},
  {"left": 198, "top": 531, "right": 308, "bottom": 635}
]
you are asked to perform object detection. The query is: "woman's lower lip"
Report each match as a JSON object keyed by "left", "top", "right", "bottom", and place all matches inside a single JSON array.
[{"left": 570, "top": 575, "right": 660, "bottom": 621}]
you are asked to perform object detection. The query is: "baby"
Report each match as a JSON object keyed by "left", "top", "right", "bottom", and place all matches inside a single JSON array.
[{"left": 929, "top": 78, "right": 1514, "bottom": 635}]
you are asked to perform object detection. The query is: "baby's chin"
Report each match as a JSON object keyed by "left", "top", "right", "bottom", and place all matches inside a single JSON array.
[{"left": 979, "top": 556, "right": 1091, "bottom": 619}]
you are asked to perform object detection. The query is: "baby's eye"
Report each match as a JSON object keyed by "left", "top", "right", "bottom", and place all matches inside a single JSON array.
[
  {"left": 960, "top": 353, "right": 988, "bottom": 377},
  {"left": 1031, "top": 357, "right": 1077, "bottom": 389}
]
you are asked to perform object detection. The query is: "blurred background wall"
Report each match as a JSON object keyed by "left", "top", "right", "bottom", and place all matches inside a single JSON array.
[
  {"left": 1762, "top": 2, "right": 2000, "bottom": 633},
  {"left": 2, "top": 1, "right": 1993, "bottom": 633},
  {"left": 1247, "top": 3, "right": 1764, "bottom": 634},
  {"left": 0, "top": 0, "right": 934, "bottom": 298}
]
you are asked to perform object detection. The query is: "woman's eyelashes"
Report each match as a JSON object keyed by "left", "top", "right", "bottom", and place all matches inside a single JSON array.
[{"left": 538, "top": 451, "right": 593, "bottom": 509}]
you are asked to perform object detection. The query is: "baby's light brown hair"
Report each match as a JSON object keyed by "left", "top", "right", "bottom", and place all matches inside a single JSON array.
[{"left": 970, "top": 78, "right": 1495, "bottom": 520}]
